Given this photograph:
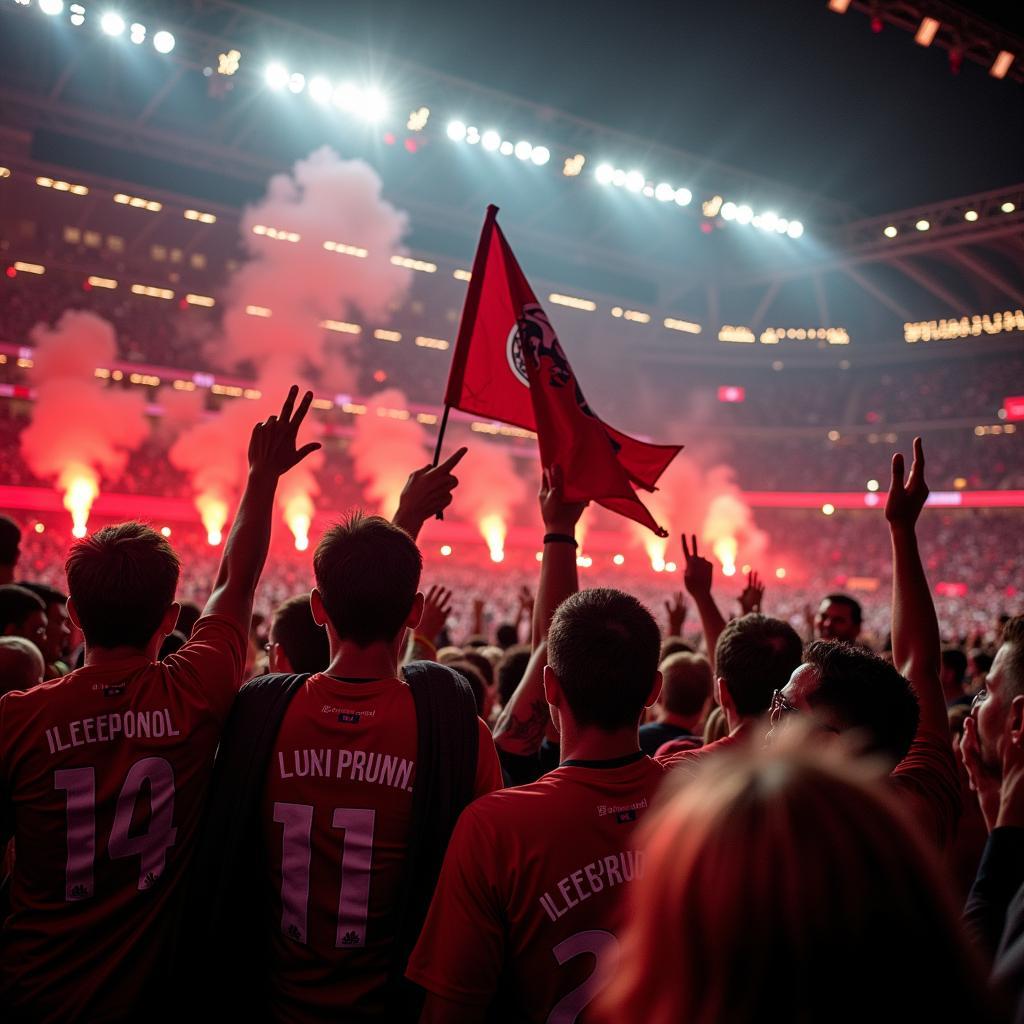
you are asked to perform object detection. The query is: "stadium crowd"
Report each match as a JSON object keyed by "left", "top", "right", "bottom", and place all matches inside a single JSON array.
[{"left": 1, "top": 385, "right": 1023, "bottom": 1021}]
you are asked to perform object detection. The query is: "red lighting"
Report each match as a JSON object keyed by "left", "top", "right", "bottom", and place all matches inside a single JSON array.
[
  {"left": 82, "top": 279, "right": 92, "bottom": 291},
  {"left": 179, "top": 298, "right": 189, "bottom": 310},
  {"left": 936, "top": 581, "right": 968, "bottom": 597},
  {"left": 5, "top": 267, "right": 16, "bottom": 278},
  {"left": 1004, "top": 396, "right": 1024, "bottom": 421},
  {"left": 870, "top": 15, "right": 883, "bottom": 32},
  {"left": 383, "top": 133, "right": 396, "bottom": 145},
  {"left": 372, "top": 369, "right": 387, "bottom": 383},
  {"left": 700, "top": 221, "right": 714, "bottom": 234},
  {"left": 717, "top": 385, "right": 746, "bottom": 403},
  {"left": 404, "top": 138, "right": 418, "bottom": 154}
]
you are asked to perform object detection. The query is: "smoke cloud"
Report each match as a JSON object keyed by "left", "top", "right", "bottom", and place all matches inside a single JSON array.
[{"left": 20, "top": 311, "right": 149, "bottom": 536}]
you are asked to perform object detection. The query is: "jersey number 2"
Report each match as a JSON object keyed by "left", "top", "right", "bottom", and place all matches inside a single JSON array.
[
  {"left": 546, "top": 929, "right": 620, "bottom": 1024},
  {"left": 273, "top": 802, "right": 376, "bottom": 948},
  {"left": 54, "top": 757, "right": 178, "bottom": 901}
]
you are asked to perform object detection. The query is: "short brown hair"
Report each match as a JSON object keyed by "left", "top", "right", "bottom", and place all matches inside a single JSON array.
[
  {"left": 715, "top": 614, "right": 803, "bottom": 717},
  {"left": 1001, "top": 615, "right": 1024, "bottom": 700},
  {"left": 66, "top": 522, "right": 180, "bottom": 650},
  {"left": 313, "top": 512, "right": 422, "bottom": 647},
  {"left": 270, "top": 594, "right": 329, "bottom": 675},
  {"left": 660, "top": 652, "right": 713, "bottom": 717}
]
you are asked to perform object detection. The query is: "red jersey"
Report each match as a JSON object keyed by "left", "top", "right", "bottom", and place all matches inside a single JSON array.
[
  {"left": 260, "top": 673, "right": 503, "bottom": 1022},
  {"left": 0, "top": 614, "right": 246, "bottom": 1022},
  {"left": 406, "top": 755, "right": 667, "bottom": 1023}
]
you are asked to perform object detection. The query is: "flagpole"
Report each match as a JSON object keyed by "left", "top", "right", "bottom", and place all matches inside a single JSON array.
[{"left": 431, "top": 404, "right": 451, "bottom": 468}]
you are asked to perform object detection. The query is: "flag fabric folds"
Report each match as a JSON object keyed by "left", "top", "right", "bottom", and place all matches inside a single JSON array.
[{"left": 443, "top": 205, "right": 682, "bottom": 536}]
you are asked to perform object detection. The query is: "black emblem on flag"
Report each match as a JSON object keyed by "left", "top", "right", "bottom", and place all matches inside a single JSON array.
[{"left": 615, "top": 810, "right": 637, "bottom": 824}]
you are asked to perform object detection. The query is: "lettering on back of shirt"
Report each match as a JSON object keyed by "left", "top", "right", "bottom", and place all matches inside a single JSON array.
[
  {"left": 538, "top": 850, "right": 645, "bottom": 923},
  {"left": 277, "top": 748, "right": 415, "bottom": 791},
  {"left": 320, "top": 704, "right": 376, "bottom": 724},
  {"left": 44, "top": 709, "right": 181, "bottom": 755},
  {"left": 597, "top": 798, "right": 648, "bottom": 820}
]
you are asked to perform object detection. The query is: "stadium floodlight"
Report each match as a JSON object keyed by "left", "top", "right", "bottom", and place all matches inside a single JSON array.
[
  {"left": 514, "top": 140, "right": 533, "bottom": 161},
  {"left": 69, "top": 2, "right": 84, "bottom": 25},
  {"left": 595, "top": 163, "right": 615, "bottom": 185},
  {"left": 265, "top": 63, "right": 289, "bottom": 91},
  {"left": 360, "top": 87, "right": 387, "bottom": 121},
  {"left": 129, "top": 22, "right": 146, "bottom": 44},
  {"left": 775, "top": 217, "right": 790, "bottom": 234},
  {"left": 288, "top": 73, "right": 306, "bottom": 94},
  {"left": 39, "top": 0, "right": 64, "bottom": 15},
  {"left": 499, "top": 140, "right": 514, "bottom": 156},
  {"left": 759, "top": 210, "right": 778, "bottom": 231},
  {"left": 153, "top": 30, "right": 175, "bottom": 53},
  {"left": 611, "top": 168, "right": 627, "bottom": 187},
  {"left": 101, "top": 12, "right": 126, "bottom": 36},
  {"left": 991, "top": 51, "right": 1015, "bottom": 79},
  {"left": 333, "top": 82, "right": 359, "bottom": 110},
  {"left": 308, "top": 76, "right": 332, "bottom": 104},
  {"left": 735, "top": 203, "right": 753, "bottom": 224},
  {"left": 654, "top": 182, "right": 675, "bottom": 202},
  {"left": 481, "top": 130, "right": 501, "bottom": 151},
  {"left": 530, "top": 145, "right": 550, "bottom": 166},
  {"left": 624, "top": 170, "right": 645, "bottom": 193},
  {"left": 446, "top": 120, "right": 467, "bottom": 142},
  {"left": 883, "top": 224, "right": 898, "bottom": 237},
  {"left": 915, "top": 218, "right": 930, "bottom": 231},
  {"left": 465, "top": 126, "right": 480, "bottom": 144},
  {"left": 674, "top": 187, "right": 692, "bottom": 206},
  {"left": 787, "top": 220, "right": 805, "bottom": 238},
  {"left": 1002, "top": 201, "right": 1017, "bottom": 213},
  {"left": 721, "top": 201, "right": 737, "bottom": 221}
]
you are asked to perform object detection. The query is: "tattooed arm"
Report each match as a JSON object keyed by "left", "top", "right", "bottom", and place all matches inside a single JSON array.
[{"left": 492, "top": 643, "right": 550, "bottom": 757}]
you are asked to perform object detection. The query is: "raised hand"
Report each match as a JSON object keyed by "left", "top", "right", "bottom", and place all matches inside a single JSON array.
[
  {"left": 739, "top": 570, "right": 765, "bottom": 615},
  {"left": 886, "top": 436, "right": 929, "bottom": 531},
  {"left": 418, "top": 585, "right": 453, "bottom": 641},
  {"left": 247, "top": 386, "right": 321, "bottom": 479},
  {"left": 960, "top": 715, "right": 1002, "bottom": 832},
  {"left": 681, "top": 534, "right": 713, "bottom": 600},
  {"left": 517, "top": 586, "right": 535, "bottom": 623},
  {"left": 664, "top": 591, "right": 687, "bottom": 636},
  {"left": 539, "top": 464, "right": 588, "bottom": 534},
  {"left": 393, "top": 447, "right": 468, "bottom": 539}
]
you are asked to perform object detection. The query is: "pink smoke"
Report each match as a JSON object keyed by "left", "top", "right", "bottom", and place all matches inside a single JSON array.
[{"left": 20, "top": 311, "right": 149, "bottom": 536}]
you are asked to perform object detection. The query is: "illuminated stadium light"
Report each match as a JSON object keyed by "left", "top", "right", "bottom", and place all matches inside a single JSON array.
[
  {"left": 531, "top": 146, "right": 550, "bottom": 166},
  {"left": 719, "top": 325, "right": 756, "bottom": 343},
  {"left": 185, "top": 294, "right": 216, "bottom": 307},
  {"left": 415, "top": 336, "right": 450, "bottom": 350},
  {"left": 308, "top": 76, "right": 333, "bottom": 104},
  {"left": 514, "top": 141, "right": 533, "bottom": 161},
  {"left": 391, "top": 255, "right": 437, "bottom": 273},
  {"left": 623, "top": 309, "right": 651, "bottom": 323},
  {"left": 720, "top": 201, "right": 737, "bottom": 221},
  {"left": 611, "top": 168, "right": 627, "bottom": 187},
  {"left": 101, "top": 12, "right": 126, "bottom": 36},
  {"left": 828, "top": 0, "right": 852, "bottom": 11},
  {"left": 904, "top": 309, "right": 1024, "bottom": 342},
  {"left": 184, "top": 209, "right": 217, "bottom": 224},
  {"left": 13, "top": 262, "right": 45, "bottom": 275},
  {"left": 129, "top": 22, "right": 146, "bottom": 45},
  {"left": 36, "top": 176, "right": 89, "bottom": 195},
  {"left": 481, "top": 130, "right": 501, "bottom": 152},
  {"left": 775, "top": 218, "right": 790, "bottom": 234},
  {"left": 1002, "top": 201, "right": 1017, "bottom": 213},
  {"left": 114, "top": 192, "right": 161, "bottom": 212},
  {"left": 360, "top": 87, "right": 388, "bottom": 121},
  {"left": 245, "top": 304, "right": 272, "bottom": 317},
  {"left": 323, "top": 240, "right": 368, "bottom": 258},
  {"left": 440, "top": 545, "right": 453, "bottom": 557},
  {"left": 664, "top": 317, "right": 702, "bottom": 334},
  {"left": 674, "top": 187, "right": 692, "bottom": 206},
  {"left": 320, "top": 319, "right": 361, "bottom": 334},
  {"left": 787, "top": 220, "right": 804, "bottom": 238},
  {"left": 288, "top": 73, "right": 306, "bottom": 94},
  {"left": 613, "top": 554, "right": 625, "bottom": 566},
  {"left": 251, "top": 224, "right": 300, "bottom": 242},
  {"left": 69, "top": 3, "right": 85, "bottom": 26},
  {"left": 914, "top": 17, "right": 940, "bottom": 47},
  {"left": 883, "top": 225, "right": 898, "bottom": 238},
  {"left": 416, "top": 413, "right": 439, "bottom": 425},
  {"left": 866, "top": 479, "right": 880, "bottom": 492},
  {"left": 563, "top": 154, "right": 585, "bottom": 176},
  {"left": 465, "top": 126, "right": 480, "bottom": 144},
  {"left": 0, "top": 167, "right": 9, "bottom": 178},
  {"left": 131, "top": 284, "right": 174, "bottom": 300},
  {"left": 758, "top": 210, "right": 779, "bottom": 232},
  {"left": 595, "top": 163, "right": 615, "bottom": 185},
  {"left": 822, "top": 503, "right": 836, "bottom": 516},
  {"left": 453, "top": 268, "right": 472, "bottom": 281},
  {"left": 624, "top": 170, "right": 645, "bottom": 193},
  {"left": 499, "top": 141, "right": 514, "bottom": 156},
  {"left": 374, "top": 329, "right": 402, "bottom": 342},
  {"left": 40, "top": 0, "right": 64, "bottom": 14},
  {"left": 703, "top": 195, "right": 723, "bottom": 217},
  {"left": 654, "top": 183, "right": 674, "bottom": 202},
  {"left": 87, "top": 276, "right": 117, "bottom": 289},
  {"left": 218, "top": 49, "right": 241, "bottom": 75},
  {"left": 446, "top": 120, "right": 467, "bottom": 141},
  {"left": 991, "top": 51, "right": 1015, "bottom": 79},
  {"left": 265, "top": 63, "right": 289, "bottom": 91},
  {"left": 915, "top": 219, "right": 930, "bottom": 231},
  {"left": 407, "top": 106, "right": 430, "bottom": 131},
  {"left": 735, "top": 204, "right": 753, "bottom": 224},
  {"left": 964, "top": 210, "right": 979, "bottom": 221},
  {"left": 549, "top": 293, "right": 597, "bottom": 311}
]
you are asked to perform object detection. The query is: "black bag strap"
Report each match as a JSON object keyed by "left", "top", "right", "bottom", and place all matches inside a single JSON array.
[{"left": 388, "top": 660, "right": 480, "bottom": 1017}]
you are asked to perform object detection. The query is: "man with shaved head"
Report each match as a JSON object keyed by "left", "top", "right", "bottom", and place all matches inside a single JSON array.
[{"left": 0, "top": 637, "right": 45, "bottom": 697}]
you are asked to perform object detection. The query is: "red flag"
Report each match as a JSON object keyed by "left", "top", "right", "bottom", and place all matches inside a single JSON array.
[{"left": 444, "top": 205, "right": 682, "bottom": 536}]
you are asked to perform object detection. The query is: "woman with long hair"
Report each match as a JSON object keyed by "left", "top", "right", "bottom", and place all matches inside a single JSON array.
[{"left": 595, "top": 736, "right": 999, "bottom": 1023}]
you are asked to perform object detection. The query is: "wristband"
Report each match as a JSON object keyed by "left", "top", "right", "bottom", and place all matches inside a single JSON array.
[{"left": 543, "top": 532, "right": 578, "bottom": 547}]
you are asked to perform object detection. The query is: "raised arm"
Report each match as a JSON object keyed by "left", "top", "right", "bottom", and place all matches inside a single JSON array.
[
  {"left": 532, "top": 465, "right": 587, "bottom": 648},
  {"left": 203, "top": 386, "right": 321, "bottom": 627},
  {"left": 392, "top": 447, "right": 467, "bottom": 542},
  {"left": 681, "top": 534, "right": 727, "bottom": 672},
  {"left": 885, "top": 437, "right": 946, "bottom": 737}
]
